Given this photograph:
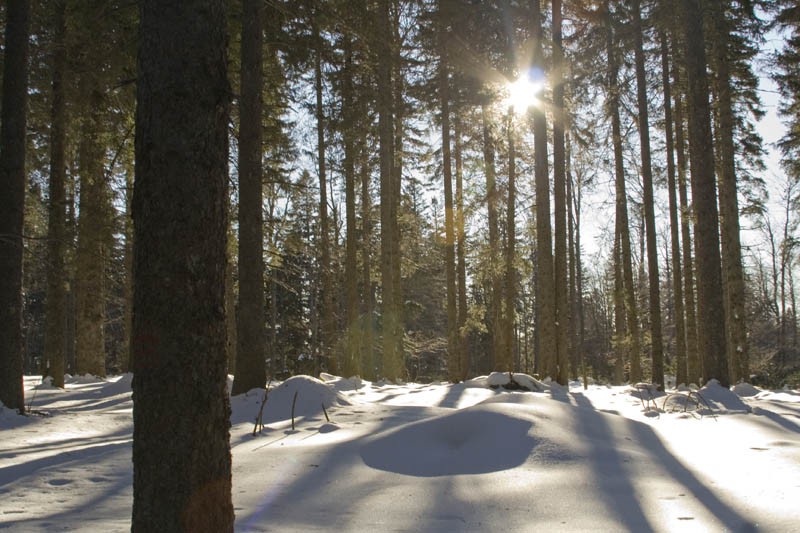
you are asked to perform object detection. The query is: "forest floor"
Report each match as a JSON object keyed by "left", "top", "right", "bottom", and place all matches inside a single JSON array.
[{"left": 1, "top": 371, "right": 799, "bottom": 532}]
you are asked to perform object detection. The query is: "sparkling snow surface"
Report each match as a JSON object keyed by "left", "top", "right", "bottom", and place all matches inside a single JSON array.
[{"left": 1, "top": 373, "right": 799, "bottom": 531}]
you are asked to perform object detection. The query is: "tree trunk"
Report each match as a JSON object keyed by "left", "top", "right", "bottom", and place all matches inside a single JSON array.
[
  {"left": 313, "top": 7, "right": 336, "bottom": 375},
  {"left": 660, "top": 32, "right": 688, "bottom": 387},
  {"left": 482, "top": 101, "right": 502, "bottom": 371},
  {"left": 75, "top": 88, "right": 108, "bottom": 378},
  {"left": 454, "top": 116, "right": 469, "bottom": 380},
  {"left": 607, "top": 3, "right": 642, "bottom": 383},
  {"left": 360, "top": 131, "right": 375, "bottom": 380},
  {"left": 531, "top": 0, "right": 556, "bottom": 380},
  {"left": 377, "top": 0, "right": 403, "bottom": 380},
  {"left": 0, "top": 0, "right": 30, "bottom": 413},
  {"left": 503, "top": 111, "right": 517, "bottom": 373},
  {"left": 343, "top": 33, "right": 360, "bottom": 378},
  {"left": 438, "top": 2, "right": 459, "bottom": 381},
  {"left": 552, "top": 0, "right": 570, "bottom": 385},
  {"left": 707, "top": 0, "right": 748, "bottom": 383},
  {"left": 680, "top": 0, "right": 729, "bottom": 386},
  {"left": 44, "top": 0, "right": 68, "bottom": 388},
  {"left": 631, "top": 0, "right": 664, "bottom": 387},
  {"left": 233, "top": 0, "right": 266, "bottom": 395},
  {"left": 670, "top": 40, "right": 701, "bottom": 384},
  {"left": 132, "top": 1, "right": 234, "bottom": 530}
]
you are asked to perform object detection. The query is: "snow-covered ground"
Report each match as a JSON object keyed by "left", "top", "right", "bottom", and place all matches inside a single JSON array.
[{"left": 1, "top": 372, "right": 798, "bottom": 532}]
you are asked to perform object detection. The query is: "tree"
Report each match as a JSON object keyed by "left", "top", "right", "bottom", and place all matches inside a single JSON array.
[
  {"left": 659, "top": 31, "right": 688, "bottom": 387},
  {"left": 531, "top": 0, "right": 556, "bottom": 380},
  {"left": 630, "top": 0, "right": 664, "bottom": 387},
  {"left": 131, "top": 1, "right": 234, "bottom": 530},
  {"left": 437, "top": 0, "right": 459, "bottom": 381},
  {"left": 0, "top": 0, "right": 30, "bottom": 413},
  {"left": 606, "top": 1, "right": 642, "bottom": 383},
  {"left": 377, "top": 0, "right": 404, "bottom": 380},
  {"left": 233, "top": 0, "right": 267, "bottom": 395},
  {"left": 552, "top": 0, "right": 570, "bottom": 385},
  {"left": 707, "top": 0, "right": 750, "bottom": 383},
  {"left": 43, "top": 0, "right": 68, "bottom": 388},
  {"left": 680, "top": 0, "right": 729, "bottom": 386}
]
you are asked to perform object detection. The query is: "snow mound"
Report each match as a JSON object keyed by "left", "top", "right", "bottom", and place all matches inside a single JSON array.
[
  {"left": 698, "top": 379, "right": 751, "bottom": 413},
  {"left": 467, "top": 372, "right": 548, "bottom": 392},
  {"left": 361, "top": 403, "right": 543, "bottom": 476},
  {"left": 319, "top": 372, "right": 363, "bottom": 391},
  {"left": 261, "top": 375, "right": 350, "bottom": 423},
  {"left": 731, "top": 382, "right": 761, "bottom": 397}
]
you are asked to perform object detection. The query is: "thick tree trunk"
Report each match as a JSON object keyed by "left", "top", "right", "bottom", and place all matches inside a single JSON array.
[
  {"left": 75, "top": 89, "right": 108, "bottom": 379},
  {"left": 631, "top": 0, "right": 664, "bottom": 387},
  {"left": 233, "top": 0, "right": 266, "bottom": 395},
  {"left": 0, "top": 0, "right": 30, "bottom": 413},
  {"left": 531, "top": 0, "right": 556, "bottom": 380},
  {"left": 44, "top": 0, "right": 68, "bottom": 388},
  {"left": 670, "top": 43, "right": 701, "bottom": 384},
  {"left": 377, "top": 0, "right": 403, "bottom": 380},
  {"left": 708, "top": 0, "right": 748, "bottom": 383},
  {"left": 680, "top": 0, "right": 729, "bottom": 386},
  {"left": 132, "top": 1, "right": 234, "bottom": 530},
  {"left": 660, "top": 32, "right": 688, "bottom": 387}
]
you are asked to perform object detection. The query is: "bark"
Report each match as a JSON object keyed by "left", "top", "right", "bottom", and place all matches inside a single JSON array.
[
  {"left": 44, "top": 0, "right": 68, "bottom": 388},
  {"left": 377, "top": 0, "right": 403, "bottom": 380},
  {"left": 660, "top": 32, "right": 688, "bottom": 387},
  {"left": 707, "top": 0, "right": 748, "bottom": 383},
  {"left": 132, "top": 1, "right": 234, "bottom": 530},
  {"left": 438, "top": 2, "right": 459, "bottom": 381},
  {"left": 74, "top": 88, "right": 108, "bottom": 378},
  {"left": 503, "top": 112, "right": 517, "bottom": 373},
  {"left": 343, "top": 33, "right": 360, "bottom": 378},
  {"left": 671, "top": 42, "right": 701, "bottom": 384},
  {"left": 233, "top": 0, "right": 267, "bottom": 394},
  {"left": 680, "top": 0, "right": 729, "bottom": 386},
  {"left": 454, "top": 116, "right": 469, "bottom": 380},
  {"left": 359, "top": 133, "right": 375, "bottom": 380},
  {"left": 552, "top": 0, "right": 570, "bottom": 385},
  {"left": 607, "top": 3, "right": 642, "bottom": 382},
  {"left": 482, "top": 101, "right": 502, "bottom": 371},
  {"left": 0, "top": 0, "right": 30, "bottom": 413},
  {"left": 631, "top": 0, "right": 664, "bottom": 387},
  {"left": 531, "top": 0, "right": 556, "bottom": 380},
  {"left": 313, "top": 7, "right": 336, "bottom": 374}
]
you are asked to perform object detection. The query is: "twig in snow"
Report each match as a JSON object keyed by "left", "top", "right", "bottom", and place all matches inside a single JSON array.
[
  {"left": 291, "top": 390, "right": 299, "bottom": 431},
  {"left": 253, "top": 379, "right": 273, "bottom": 436}
]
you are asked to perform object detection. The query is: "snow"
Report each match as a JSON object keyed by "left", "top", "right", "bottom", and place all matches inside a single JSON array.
[{"left": 2, "top": 374, "right": 799, "bottom": 531}]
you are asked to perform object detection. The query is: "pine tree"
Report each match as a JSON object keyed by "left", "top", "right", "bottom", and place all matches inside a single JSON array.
[
  {"left": 0, "top": 0, "right": 30, "bottom": 413},
  {"left": 131, "top": 1, "right": 234, "bottom": 529},
  {"left": 233, "top": 0, "right": 267, "bottom": 395}
]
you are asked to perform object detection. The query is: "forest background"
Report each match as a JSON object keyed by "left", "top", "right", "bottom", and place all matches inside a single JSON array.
[{"left": 2, "top": 0, "right": 800, "bottom": 403}]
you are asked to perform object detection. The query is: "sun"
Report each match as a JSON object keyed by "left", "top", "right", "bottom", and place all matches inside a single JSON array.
[{"left": 504, "top": 75, "right": 544, "bottom": 114}]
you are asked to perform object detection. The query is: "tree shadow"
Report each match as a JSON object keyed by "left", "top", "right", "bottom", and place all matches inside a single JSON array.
[{"left": 570, "top": 393, "right": 655, "bottom": 532}]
